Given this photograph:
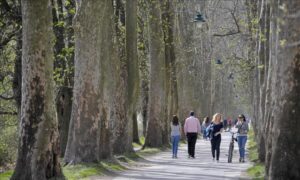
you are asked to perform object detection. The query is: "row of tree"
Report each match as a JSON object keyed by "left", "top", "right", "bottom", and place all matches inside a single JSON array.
[
  {"left": 1, "top": 0, "right": 299, "bottom": 179},
  {"left": 247, "top": 0, "right": 300, "bottom": 179}
]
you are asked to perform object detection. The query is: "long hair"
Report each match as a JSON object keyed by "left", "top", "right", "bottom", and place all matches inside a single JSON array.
[
  {"left": 212, "top": 113, "right": 222, "bottom": 124},
  {"left": 204, "top": 116, "right": 210, "bottom": 124},
  {"left": 172, "top": 115, "right": 179, "bottom": 126},
  {"left": 238, "top": 114, "right": 246, "bottom": 122}
]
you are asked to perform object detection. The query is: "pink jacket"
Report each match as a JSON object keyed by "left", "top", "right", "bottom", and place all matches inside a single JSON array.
[{"left": 184, "top": 116, "right": 201, "bottom": 134}]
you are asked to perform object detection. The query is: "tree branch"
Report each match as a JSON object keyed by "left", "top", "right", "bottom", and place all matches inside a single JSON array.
[
  {"left": 0, "top": 94, "right": 14, "bottom": 100},
  {"left": 0, "top": 111, "right": 17, "bottom": 115},
  {"left": 213, "top": 11, "right": 241, "bottom": 37}
]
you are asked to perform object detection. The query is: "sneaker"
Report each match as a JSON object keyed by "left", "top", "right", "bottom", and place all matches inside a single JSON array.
[
  {"left": 242, "top": 158, "right": 245, "bottom": 163},
  {"left": 239, "top": 158, "right": 242, "bottom": 162}
]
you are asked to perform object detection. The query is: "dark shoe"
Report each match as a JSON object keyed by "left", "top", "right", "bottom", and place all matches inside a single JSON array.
[
  {"left": 242, "top": 158, "right": 245, "bottom": 163},
  {"left": 239, "top": 158, "right": 242, "bottom": 162}
]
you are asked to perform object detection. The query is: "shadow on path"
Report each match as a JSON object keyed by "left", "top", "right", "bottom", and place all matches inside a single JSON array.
[{"left": 91, "top": 132, "right": 252, "bottom": 180}]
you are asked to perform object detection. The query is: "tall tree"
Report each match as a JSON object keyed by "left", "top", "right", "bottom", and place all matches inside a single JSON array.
[
  {"left": 126, "top": 0, "right": 139, "bottom": 146},
  {"left": 265, "top": 0, "right": 300, "bottom": 179},
  {"left": 144, "top": 0, "right": 167, "bottom": 147},
  {"left": 64, "top": 0, "right": 114, "bottom": 163},
  {"left": 11, "top": 0, "right": 63, "bottom": 179}
]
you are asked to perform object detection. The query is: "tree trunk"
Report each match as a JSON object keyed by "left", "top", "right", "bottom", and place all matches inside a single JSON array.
[
  {"left": 11, "top": 0, "right": 63, "bottom": 179},
  {"left": 266, "top": 0, "right": 300, "bottom": 179},
  {"left": 64, "top": 0, "right": 114, "bottom": 163},
  {"left": 144, "top": 0, "right": 167, "bottom": 148},
  {"left": 56, "top": 86, "right": 72, "bottom": 157}
]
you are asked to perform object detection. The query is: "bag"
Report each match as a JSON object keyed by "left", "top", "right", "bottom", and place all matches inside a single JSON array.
[{"left": 205, "top": 123, "right": 214, "bottom": 139}]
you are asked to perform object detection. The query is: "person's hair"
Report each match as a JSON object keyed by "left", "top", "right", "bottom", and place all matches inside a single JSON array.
[
  {"left": 172, "top": 115, "right": 179, "bottom": 126},
  {"left": 238, "top": 114, "right": 246, "bottom": 122},
  {"left": 212, "top": 113, "right": 222, "bottom": 124},
  {"left": 204, "top": 116, "right": 210, "bottom": 123},
  {"left": 190, "top": 111, "right": 194, "bottom": 116}
]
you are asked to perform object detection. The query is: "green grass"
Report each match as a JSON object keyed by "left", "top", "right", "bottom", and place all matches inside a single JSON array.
[
  {"left": 63, "top": 163, "right": 105, "bottom": 180},
  {"left": 100, "top": 161, "right": 126, "bottom": 171},
  {"left": 247, "top": 163, "right": 265, "bottom": 180},
  {"left": 0, "top": 170, "right": 13, "bottom": 180},
  {"left": 246, "top": 129, "right": 265, "bottom": 180},
  {"left": 132, "top": 136, "right": 145, "bottom": 149}
]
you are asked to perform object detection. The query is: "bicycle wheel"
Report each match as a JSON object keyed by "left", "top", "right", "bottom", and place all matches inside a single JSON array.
[{"left": 228, "top": 142, "right": 233, "bottom": 163}]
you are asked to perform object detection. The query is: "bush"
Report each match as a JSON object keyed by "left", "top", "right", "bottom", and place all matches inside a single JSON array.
[{"left": 0, "top": 125, "right": 18, "bottom": 168}]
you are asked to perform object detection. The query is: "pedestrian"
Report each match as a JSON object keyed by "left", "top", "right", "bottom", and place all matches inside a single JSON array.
[
  {"left": 235, "top": 114, "right": 249, "bottom": 163},
  {"left": 184, "top": 111, "right": 201, "bottom": 158},
  {"left": 171, "top": 115, "right": 181, "bottom": 158},
  {"left": 201, "top": 116, "right": 210, "bottom": 140},
  {"left": 210, "top": 113, "right": 224, "bottom": 162}
]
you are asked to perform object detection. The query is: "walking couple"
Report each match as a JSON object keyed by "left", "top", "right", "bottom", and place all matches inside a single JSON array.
[
  {"left": 170, "top": 111, "right": 203, "bottom": 159},
  {"left": 170, "top": 111, "right": 200, "bottom": 159}
]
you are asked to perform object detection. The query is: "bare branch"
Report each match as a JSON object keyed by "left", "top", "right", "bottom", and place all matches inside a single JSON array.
[{"left": 213, "top": 11, "right": 241, "bottom": 37}]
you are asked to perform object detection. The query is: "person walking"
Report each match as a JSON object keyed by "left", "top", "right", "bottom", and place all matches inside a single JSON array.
[
  {"left": 201, "top": 116, "right": 210, "bottom": 140},
  {"left": 184, "top": 111, "right": 201, "bottom": 158},
  {"left": 171, "top": 115, "right": 181, "bottom": 158},
  {"left": 236, "top": 114, "right": 249, "bottom": 163},
  {"left": 210, "top": 113, "right": 223, "bottom": 162}
]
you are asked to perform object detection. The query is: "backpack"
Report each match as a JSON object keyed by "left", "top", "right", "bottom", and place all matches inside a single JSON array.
[{"left": 205, "top": 123, "right": 214, "bottom": 139}]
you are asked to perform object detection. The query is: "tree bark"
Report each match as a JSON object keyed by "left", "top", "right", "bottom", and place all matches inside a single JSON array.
[
  {"left": 266, "top": 0, "right": 300, "bottom": 179},
  {"left": 144, "top": 0, "right": 167, "bottom": 148},
  {"left": 56, "top": 86, "right": 72, "bottom": 157},
  {"left": 64, "top": 0, "right": 114, "bottom": 163},
  {"left": 11, "top": 0, "right": 63, "bottom": 179}
]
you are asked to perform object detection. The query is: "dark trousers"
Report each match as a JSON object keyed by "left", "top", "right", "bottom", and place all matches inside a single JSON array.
[
  {"left": 211, "top": 137, "right": 221, "bottom": 160},
  {"left": 187, "top": 133, "right": 198, "bottom": 157}
]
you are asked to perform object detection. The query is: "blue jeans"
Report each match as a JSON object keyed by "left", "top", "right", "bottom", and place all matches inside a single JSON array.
[
  {"left": 171, "top": 135, "right": 180, "bottom": 156},
  {"left": 237, "top": 136, "right": 247, "bottom": 158}
]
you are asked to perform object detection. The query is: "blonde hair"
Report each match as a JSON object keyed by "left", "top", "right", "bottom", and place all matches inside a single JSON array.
[{"left": 212, "top": 113, "right": 222, "bottom": 124}]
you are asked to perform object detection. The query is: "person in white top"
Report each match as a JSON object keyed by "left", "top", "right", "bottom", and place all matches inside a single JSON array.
[{"left": 171, "top": 115, "right": 181, "bottom": 158}]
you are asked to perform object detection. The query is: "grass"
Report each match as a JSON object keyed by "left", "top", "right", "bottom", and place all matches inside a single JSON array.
[
  {"left": 0, "top": 170, "right": 13, "bottom": 180},
  {"left": 1, "top": 136, "right": 164, "bottom": 180},
  {"left": 132, "top": 136, "right": 145, "bottom": 149},
  {"left": 100, "top": 161, "right": 126, "bottom": 171},
  {"left": 246, "top": 128, "right": 265, "bottom": 180},
  {"left": 63, "top": 163, "right": 105, "bottom": 180}
]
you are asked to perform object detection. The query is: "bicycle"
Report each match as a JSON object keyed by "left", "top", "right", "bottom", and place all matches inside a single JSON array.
[{"left": 228, "top": 132, "right": 237, "bottom": 163}]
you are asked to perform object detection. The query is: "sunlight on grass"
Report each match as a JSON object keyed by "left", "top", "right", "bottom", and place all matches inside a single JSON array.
[
  {"left": 247, "top": 163, "right": 265, "bottom": 180},
  {"left": 137, "top": 148, "right": 161, "bottom": 156},
  {"left": 63, "top": 164, "right": 104, "bottom": 180},
  {"left": 247, "top": 128, "right": 265, "bottom": 179},
  {"left": 0, "top": 170, "right": 13, "bottom": 180},
  {"left": 100, "top": 161, "right": 126, "bottom": 171}
]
